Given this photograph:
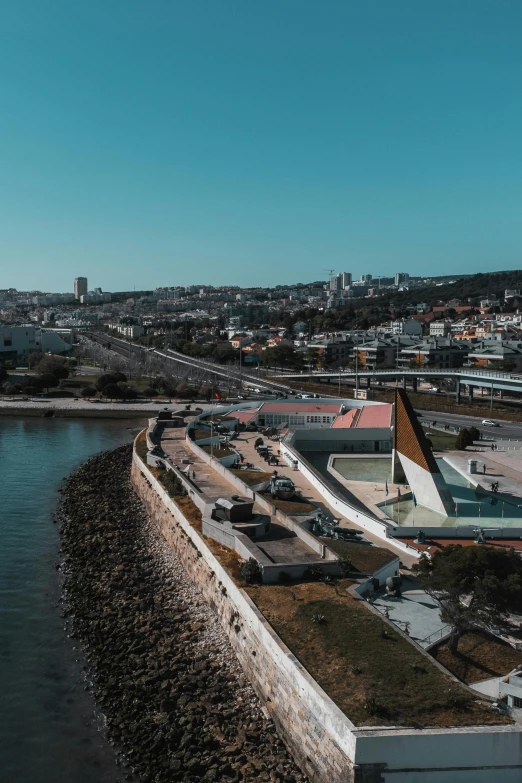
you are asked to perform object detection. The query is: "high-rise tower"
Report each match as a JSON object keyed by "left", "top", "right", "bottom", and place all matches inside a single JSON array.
[{"left": 74, "top": 277, "right": 88, "bottom": 299}]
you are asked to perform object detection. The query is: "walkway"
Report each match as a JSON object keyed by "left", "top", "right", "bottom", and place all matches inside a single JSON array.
[
  {"left": 370, "top": 583, "right": 448, "bottom": 649},
  {"left": 159, "top": 427, "right": 321, "bottom": 567},
  {"left": 232, "top": 433, "right": 418, "bottom": 567},
  {"left": 445, "top": 452, "right": 522, "bottom": 504}
]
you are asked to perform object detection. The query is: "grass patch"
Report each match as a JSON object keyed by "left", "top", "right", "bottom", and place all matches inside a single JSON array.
[
  {"left": 157, "top": 468, "right": 187, "bottom": 499},
  {"left": 192, "top": 429, "right": 214, "bottom": 441},
  {"left": 201, "top": 445, "right": 236, "bottom": 458},
  {"left": 229, "top": 468, "right": 272, "bottom": 486},
  {"left": 433, "top": 631, "right": 522, "bottom": 684},
  {"left": 323, "top": 539, "right": 398, "bottom": 573},
  {"left": 422, "top": 427, "right": 458, "bottom": 451},
  {"left": 175, "top": 495, "right": 203, "bottom": 531},
  {"left": 135, "top": 430, "right": 148, "bottom": 461},
  {"left": 246, "top": 582, "right": 510, "bottom": 728},
  {"left": 260, "top": 492, "right": 315, "bottom": 514}
]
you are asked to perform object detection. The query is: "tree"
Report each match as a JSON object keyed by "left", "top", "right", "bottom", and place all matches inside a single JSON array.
[
  {"left": 455, "top": 428, "right": 474, "bottom": 450},
  {"left": 39, "top": 373, "right": 58, "bottom": 391},
  {"left": 413, "top": 545, "right": 522, "bottom": 653},
  {"left": 96, "top": 373, "right": 121, "bottom": 392},
  {"left": 103, "top": 383, "right": 124, "bottom": 400},
  {"left": 176, "top": 381, "right": 189, "bottom": 398},
  {"left": 37, "top": 355, "right": 69, "bottom": 380},
  {"left": 468, "top": 426, "right": 480, "bottom": 443}
]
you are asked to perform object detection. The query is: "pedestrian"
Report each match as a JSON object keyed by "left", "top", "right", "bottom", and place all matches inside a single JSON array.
[
  {"left": 491, "top": 443, "right": 494, "bottom": 451},
  {"left": 192, "top": 470, "right": 196, "bottom": 480},
  {"left": 483, "top": 464, "right": 486, "bottom": 474}
]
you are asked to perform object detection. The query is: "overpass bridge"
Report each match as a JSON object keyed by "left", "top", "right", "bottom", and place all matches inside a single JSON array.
[{"left": 271, "top": 368, "right": 522, "bottom": 403}]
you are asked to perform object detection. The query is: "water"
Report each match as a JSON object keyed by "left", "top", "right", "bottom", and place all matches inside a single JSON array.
[
  {"left": 0, "top": 417, "right": 144, "bottom": 783},
  {"left": 331, "top": 455, "right": 522, "bottom": 528},
  {"left": 332, "top": 456, "right": 392, "bottom": 483}
]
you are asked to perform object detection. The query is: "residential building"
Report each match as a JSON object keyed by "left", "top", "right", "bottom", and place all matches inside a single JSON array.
[
  {"left": 74, "top": 277, "right": 88, "bottom": 300},
  {"left": 391, "top": 319, "right": 423, "bottom": 336},
  {"left": 429, "top": 320, "right": 452, "bottom": 337},
  {"left": 80, "top": 288, "right": 112, "bottom": 304}
]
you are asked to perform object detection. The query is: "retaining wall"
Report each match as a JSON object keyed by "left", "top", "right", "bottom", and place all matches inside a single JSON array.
[
  {"left": 131, "top": 450, "right": 358, "bottom": 783},
  {"left": 132, "top": 438, "right": 522, "bottom": 783}
]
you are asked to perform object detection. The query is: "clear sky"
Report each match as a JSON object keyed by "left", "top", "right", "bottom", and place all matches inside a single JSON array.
[{"left": 1, "top": 1, "right": 521, "bottom": 293}]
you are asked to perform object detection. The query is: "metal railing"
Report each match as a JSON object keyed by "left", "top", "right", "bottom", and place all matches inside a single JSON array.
[{"left": 419, "top": 625, "right": 452, "bottom": 647}]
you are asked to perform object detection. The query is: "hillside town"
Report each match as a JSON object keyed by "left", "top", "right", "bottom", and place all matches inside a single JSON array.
[{"left": 2, "top": 271, "right": 522, "bottom": 374}]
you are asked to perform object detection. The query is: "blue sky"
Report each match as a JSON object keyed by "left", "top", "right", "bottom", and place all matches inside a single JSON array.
[{"left": 1, "top": 1, "right": 521, "bottom": 292}]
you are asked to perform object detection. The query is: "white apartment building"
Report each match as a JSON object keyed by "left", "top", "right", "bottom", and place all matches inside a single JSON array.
[
  {"left": 429, "top": 320, "right": 452, "bottom": 337},
  {"left": 74, "top": 277, "right": 88, "bottom": 299},
  {"left": 0, "top": 326, "right": 72, "bottom": 365}
]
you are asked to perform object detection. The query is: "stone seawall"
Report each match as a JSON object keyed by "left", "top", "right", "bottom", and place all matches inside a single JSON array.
[{"left": 131, "top": 453, "right": 357, "bottom": 783}]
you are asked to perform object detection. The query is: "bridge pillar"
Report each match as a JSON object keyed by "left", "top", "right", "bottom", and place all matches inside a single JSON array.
[
  {"left": 412, "top": 377, "right": 418, "bottom": 393},
  {"left": 401, "top": 375, "right": 407, "bottom": 389},
  {"left": 456, "top": 381, "right": 461, "bottom": 404},
  {"left": 469, "top": 385, "right": 474, "bottom": 401},
  {"left": 366, "top": 377, "right": 371, "bottom": 389}
]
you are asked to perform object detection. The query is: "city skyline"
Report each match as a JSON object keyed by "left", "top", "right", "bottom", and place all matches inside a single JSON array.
[{"left": 2, "top": 2, "right": 522, "bottom": 291}]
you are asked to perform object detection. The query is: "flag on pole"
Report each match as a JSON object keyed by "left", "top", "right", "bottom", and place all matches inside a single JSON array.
[
  {"left": 215, "top": 392, "right": 222, "bottom": 400},
  {"left": 413, "top": 493, "right": 417, "bottom": 507},
  {"left": 385, "top": 480, "right": 389, "bottom": 497}
]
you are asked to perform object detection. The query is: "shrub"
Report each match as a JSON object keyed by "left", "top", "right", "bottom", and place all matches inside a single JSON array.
[
  {"left": 240, "top": 558, "right": 262, "bottom": 585},
  {"left": 96, "top": 373, "right": 123, "bottom": 392},
  {"left": 103, "top": 383, "right": 124, "bottom": 400},
  {"left": 143, "top": 386, "right": 158, "bottom": 397},
  {"left": 81, "top": 385, "right": 96, "bottom": 397},
  {"left": 304, "top": 565, "right": 325, "bottom": 582},
  {"left": 158, "top": 469, "right": 186, "bottom": 499},
  {"left": 455, "top": 428, "right": 474, "bottom": 450},
  {"left": 468, "top": 426, "right": 480, "bottom": 442},
  {"left": 38, "top": 372, "right": 58, "bottom": 391},
  {"left": 338, "top": 558, "right": 355, "bottom": 577}
]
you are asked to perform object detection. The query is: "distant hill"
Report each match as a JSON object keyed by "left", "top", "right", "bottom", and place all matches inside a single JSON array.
[{"left": 381, "top": 270, "right": 522, "bottom": 308}]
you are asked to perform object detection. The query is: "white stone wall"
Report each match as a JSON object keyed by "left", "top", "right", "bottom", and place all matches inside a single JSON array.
[{"left": 133, "top": 436, "right": 522, "bottom": 783}]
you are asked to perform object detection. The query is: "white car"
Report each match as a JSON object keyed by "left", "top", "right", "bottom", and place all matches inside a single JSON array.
[{"left": 481, "top": 419, "right": 499, "bottom": 427}]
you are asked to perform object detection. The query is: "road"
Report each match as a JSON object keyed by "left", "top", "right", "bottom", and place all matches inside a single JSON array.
[
  {"left": 83, "top": 333, "right": 291, "bottom": 394},
  {"left": 416, "top": 410, "right": 522, "bottom": 441}
]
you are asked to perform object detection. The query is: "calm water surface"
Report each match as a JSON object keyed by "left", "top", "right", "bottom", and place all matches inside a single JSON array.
[{"left": 0, "top": 417, "right": 144, "bottom": 783}]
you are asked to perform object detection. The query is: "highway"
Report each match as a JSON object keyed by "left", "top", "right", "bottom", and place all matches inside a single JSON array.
[
  {"left": 83, "top": 332, "right": 292, "bottom": 394},
  {"left": 416, "top": 410, "right": 522, "bottom": 442}
]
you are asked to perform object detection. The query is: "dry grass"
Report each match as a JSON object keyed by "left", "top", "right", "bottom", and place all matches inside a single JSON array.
[
  {"left": 201, "top": 445, "right": 236, "bottom": 458},
  {"left": 260, "top": 492, "right": 315, "bottom": 514},
  {"left": 245, "top": 582, "right": 511, "bottom": 728},
  {"left": 323, "top": 539, "right": 398, "bottom": 573},
  {"left": 175, "top": 495, "right": 203, "bottom": 532},
  {"left": 229, "top": 468, "right": 272, "bottom": 486},
  {"left": 433, "top": 631, "right": 522, "bottom": 684},
  {"left": 135, "top": 429, "right": 148, "bottom": 461},
  {"left": 422, "top": 427, "right": 458, "bottom": 452}
]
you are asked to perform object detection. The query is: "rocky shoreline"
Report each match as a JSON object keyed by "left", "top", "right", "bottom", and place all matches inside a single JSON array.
[{"left": 58, "top": 444, "right": 307, "bottom": 783}]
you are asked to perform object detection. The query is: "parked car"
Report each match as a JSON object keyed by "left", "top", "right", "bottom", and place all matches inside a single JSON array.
[{"left": 481, "top": 419, "right": 499, "bottom": 427}]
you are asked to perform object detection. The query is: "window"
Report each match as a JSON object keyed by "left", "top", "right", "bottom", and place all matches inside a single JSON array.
[{"left": 3, "top": 338, "right": 12, "bottom": 347}]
